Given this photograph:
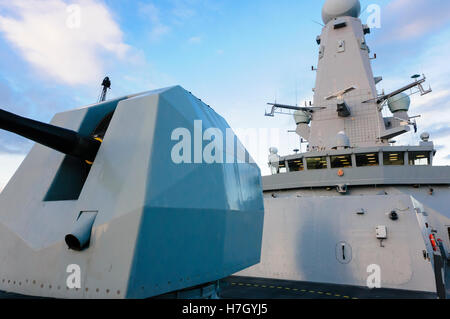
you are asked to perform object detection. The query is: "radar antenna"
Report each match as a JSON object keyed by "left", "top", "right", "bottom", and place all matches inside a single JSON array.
[
  {"left": 324, "top": 86, "right": 357, "bottom": 101},
  {"left": 265, "top": 102, "right": 325, "bottom": 117},
  {"left": 364, "top": 74, "right": 432, "bottom": 104}
]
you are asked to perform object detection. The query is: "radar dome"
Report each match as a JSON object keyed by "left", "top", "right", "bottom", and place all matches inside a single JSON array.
[
  {"left": 420, "top": 132, "right": 430, "bottom": 142},
  {"left": 335, "top": 131, "right": 350, "bottom": 149},
  {"left": 294, "top": 110, "right": 312, "bottom": 125},
  {"left": 387, "top": 93, "right": 410, "bottom": 113},
  {"left": 322, "top": 0, "right": 361, "bottom": 24}
]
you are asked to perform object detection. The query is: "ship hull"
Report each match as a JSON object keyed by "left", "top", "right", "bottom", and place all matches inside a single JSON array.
[{"left": 235, "top": 185, "right": 450, "bottom": 298}]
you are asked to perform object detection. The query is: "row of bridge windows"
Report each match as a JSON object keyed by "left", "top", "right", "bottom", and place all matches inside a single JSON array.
[{"left": 285, "top": 151, "right": 431, "bottom": 172}]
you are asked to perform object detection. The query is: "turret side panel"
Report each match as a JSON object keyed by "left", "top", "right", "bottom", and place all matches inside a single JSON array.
[
  {"left": 126, "top": 86, "right": 265, "bottom": 298},
  {"left": 0, "top": 96, "right": 143, "bottom": 298}
]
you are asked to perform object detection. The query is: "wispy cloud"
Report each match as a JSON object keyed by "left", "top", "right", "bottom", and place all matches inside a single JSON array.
[
  {"left": 428, "top": 125, "right": 450, "bottom": 139},
  {"left": 0, "top": 135, "right": 31, "bottom": 155},
  {"left": 139, "top": 2, "right": 171, "bottom": 40},
  {"left": 138, "top": 0, "right": 221, "bottom": 40},
  {"left": 0, "top": 0, "right": 130, "bottom": 85},
  {"left": 380, "top": 0, "right": 450, "bottom": 42},
  {"left": 168, "top": 0, "right": 222, "bottom": 24},
  {"left": 171, "top": 0, "right": 197, "bottom": 21},
  {"left": 413, "top": 89, "right": 450, "bottom": 111},
  {"left": 188, "top": 36, "right": 202, "bottom": 44}
]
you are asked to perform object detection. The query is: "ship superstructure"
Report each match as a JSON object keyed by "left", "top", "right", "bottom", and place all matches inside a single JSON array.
[{"left": 234, "top": 0, "right": 450, "bottom": 299}]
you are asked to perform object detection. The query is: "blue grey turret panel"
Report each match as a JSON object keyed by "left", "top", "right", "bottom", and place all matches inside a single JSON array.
[{"left": 0, "top": 86, "right": 264, "bottom": 299}]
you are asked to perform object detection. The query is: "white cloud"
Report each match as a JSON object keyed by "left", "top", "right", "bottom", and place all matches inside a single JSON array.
[
  {"left": 381, "top": 0, "right": 450, "bottom": 42},
  {"left": 412, "top": 89, "right": 450, "bottom": 110},
  {"left": 0, "top": 0, "right": 130, "bottom": 85}
]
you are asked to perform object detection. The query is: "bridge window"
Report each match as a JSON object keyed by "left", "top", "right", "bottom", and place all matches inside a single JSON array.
[
  {"left": 383, "top": 152, "right": 405, "bottom": 166},
  {"left": 409, "top": 152, "right": 430, "bottom": 166},
  {"left": 288, "top": 159, "right": 304, "bottom": 172},
  {"left": 356, "top": 153, "right": 379, "bottom": 167},
  {"left": 306, "top": 157, "right": 328, "bottom": 170},
  {"left": 331, "top": 155, "right": 352, "bottom": 168}
]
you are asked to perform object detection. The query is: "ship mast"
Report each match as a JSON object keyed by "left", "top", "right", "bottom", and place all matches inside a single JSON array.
[{"left": 267, "top": 0, "right": 432, "bottom": 152}]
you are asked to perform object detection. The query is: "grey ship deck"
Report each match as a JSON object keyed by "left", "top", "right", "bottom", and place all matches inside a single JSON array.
[
  {"left": 0, "top": 262, "right": 447, "bottom": 299},
  {"left": 219, "top": 266, "right": 450, "bottom": 299},
  {"left": 0, "top": 280, "right": 440, "bottom": 299}
]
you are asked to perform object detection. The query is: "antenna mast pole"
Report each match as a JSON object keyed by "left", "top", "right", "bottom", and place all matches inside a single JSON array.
[{"left": 99, "top": 77, "right": 111, "bottom": 103}]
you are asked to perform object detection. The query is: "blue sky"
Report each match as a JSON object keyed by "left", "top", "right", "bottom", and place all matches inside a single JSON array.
[{"left": 0, "top": 0, "right": 450, "bottom": 189}]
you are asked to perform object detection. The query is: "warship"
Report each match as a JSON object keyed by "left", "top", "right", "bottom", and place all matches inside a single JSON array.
[
  {"left": 221, "top": 0, "right": 449, "bottom": 299},
  {"left": 0, "top": 0, "right": 449, "bottom": 301}
]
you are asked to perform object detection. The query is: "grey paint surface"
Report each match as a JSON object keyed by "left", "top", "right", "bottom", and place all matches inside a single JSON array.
[
  {"left": 263, "top": 165, "right": 450, "bottom": 191},
  {"left": 238, "top": 194, "right": 438, "bottom": 292},
  {"left": 248, "top": 0, "right": 448, "bottom": 297},
  {"left": 0, "top": 86, "right": 264, "bottom": 299},
  {"left": 307, "top": 16, "right": 387, "bottom": 149},
  {"left": 220, "top": 276, "right": 438, "bottom": 299}
]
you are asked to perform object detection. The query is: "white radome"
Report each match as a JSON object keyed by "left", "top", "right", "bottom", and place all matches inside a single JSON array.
[
  {"left": 335, "top": 131, "right": 351, "bottom": 149},
  {"left": 387, "top": 93, "right": 411, "bottom": 113},
  {"left": 294, "top": 110, "right": 312, "bottom": 125},
  {"left": 322, "top": 0, "right": 361, "bottom": 24},
  {"left": 420, "top": 132, "right": 430, "bottom": 142},
  {"left": 269, "top": 147, "right": 279, "bottom": 155}
]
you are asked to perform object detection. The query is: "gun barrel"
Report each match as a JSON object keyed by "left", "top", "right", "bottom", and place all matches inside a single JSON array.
[{"left": 0, "top": 109, "right": 101, "bottom": 163}]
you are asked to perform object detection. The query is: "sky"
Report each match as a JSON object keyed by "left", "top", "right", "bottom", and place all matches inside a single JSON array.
[{"left": 0, "top": 0, "right": 449, "bottom": 191}]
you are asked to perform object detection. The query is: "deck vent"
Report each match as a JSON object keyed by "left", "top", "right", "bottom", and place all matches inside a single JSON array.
[{"left": 389, "top": 211, "right": 399, "bottom": 221}]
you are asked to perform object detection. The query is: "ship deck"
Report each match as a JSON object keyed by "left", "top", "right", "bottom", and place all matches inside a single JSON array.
[
  {"left": 218, "top": 274, "right": 448, "bottom": 299},
  {"left": 0, "top": 263, "right": 448, "bottom": 299}
]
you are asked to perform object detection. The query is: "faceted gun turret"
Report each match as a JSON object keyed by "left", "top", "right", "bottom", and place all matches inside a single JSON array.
[
  {"left": 0, "top": 109, "right": 101, "bottom": 163},
  {"left": 0, "top": 86, "right": 264, "bottom": 299}
]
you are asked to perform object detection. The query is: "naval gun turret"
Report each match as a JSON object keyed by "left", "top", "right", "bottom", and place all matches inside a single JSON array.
[
  {"left": 0, "top": 109, "right": 102, "bottom": 163},
  {"left": 0, "top": 85, "right": 264, "bottom": 299}
]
